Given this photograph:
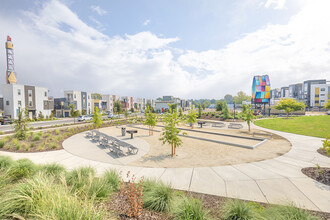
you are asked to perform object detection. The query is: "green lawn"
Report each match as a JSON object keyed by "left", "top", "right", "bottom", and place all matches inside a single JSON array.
[{"left": 254, "top": 115, "right": 330, "bottom": 138}]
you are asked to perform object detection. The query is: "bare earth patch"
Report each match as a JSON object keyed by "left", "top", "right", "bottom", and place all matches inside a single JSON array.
[{"left": 117, "top": 124, "right": 292, "bottom": 168}]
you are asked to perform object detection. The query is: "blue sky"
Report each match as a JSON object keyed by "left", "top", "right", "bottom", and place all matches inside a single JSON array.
[{"left": 0, "top": 0, "right": 329, "bottom": 99}]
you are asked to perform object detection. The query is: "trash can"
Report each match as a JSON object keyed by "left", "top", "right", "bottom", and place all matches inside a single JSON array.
[{"left": 121, "top": 127, "right": 126, "bottom": 136}]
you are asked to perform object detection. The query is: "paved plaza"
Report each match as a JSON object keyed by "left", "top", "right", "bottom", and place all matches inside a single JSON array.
[{"left": 0, "top": 122, "right": 329, "bottom": 212}]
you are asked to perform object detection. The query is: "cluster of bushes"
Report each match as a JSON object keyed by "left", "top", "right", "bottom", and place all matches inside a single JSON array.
[{"left": 0, "top": 156, "right": 322, "bottom": 219}]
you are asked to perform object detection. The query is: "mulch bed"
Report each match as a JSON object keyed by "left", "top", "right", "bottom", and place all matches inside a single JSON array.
[
  {"left": 105, "top": 190, "right": 330, "bottom": 220},
  {"left": 198, "top": 114, "right": 244, "bottom": 122},
  {"left": 302, "top": 167, "right": 330, "bottom": 186},
  {"left": 317, "top": 148, "right": 329, "bottom": 158}
]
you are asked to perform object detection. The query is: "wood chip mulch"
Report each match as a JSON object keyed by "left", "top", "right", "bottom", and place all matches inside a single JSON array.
[
  {"left": 301, "top": 167, "right": 330, "bottom": 186},
  {"left": 317, "top": 148, "right": 330, "bottom": 158}
]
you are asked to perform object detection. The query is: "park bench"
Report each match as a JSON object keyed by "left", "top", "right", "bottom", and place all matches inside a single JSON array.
[
  {"left": 212, "top": 122, "right": 225, "bottom": 128},
  {"left": 228, "top": 123, "right": 243, "bottom": 129}
]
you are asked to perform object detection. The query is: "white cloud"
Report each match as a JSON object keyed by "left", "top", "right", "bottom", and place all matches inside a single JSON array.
[
  {"left": 264, "top": 0, "right": 286, "bottom": 10},
  {"left": 143, "top": 19, "right": 150, "bottom": 26},
  {"left": 0, "top": 0, "right": 329, "bottom": 99},
  {"left": 91, "top": 5, "right": 107, "bottom": 16}
]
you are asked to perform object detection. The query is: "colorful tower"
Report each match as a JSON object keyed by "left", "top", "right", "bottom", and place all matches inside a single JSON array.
[
  {"left": 252, "top": 75, "right": 270, "bottom": 104},
  {"left": 5, "top": 35, "right": 17, "bottom": 84}
]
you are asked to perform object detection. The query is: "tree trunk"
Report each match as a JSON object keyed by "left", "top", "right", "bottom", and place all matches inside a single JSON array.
[
  {"left": 248, "top": 122, "right": 250, "bottom": 132},
  {"left": 174, "top": 145, "right": 176, "bottom": 155},
  {"left": 171, "top": 142, "right": 174, "bottom": 157}
]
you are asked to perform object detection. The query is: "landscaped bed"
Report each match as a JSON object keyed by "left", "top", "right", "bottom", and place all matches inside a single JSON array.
[
  {"left": 254, "top": 115, "right": 330, "bottom": 138},
  {"left": 0, "top": 156, "right": 328, "bottom": 220},
  {"left": 198, "top": 111, "right": 244, "bottom": 122},
  {"left": 301, "top": 167, "right": 330, "bottom": 186}
]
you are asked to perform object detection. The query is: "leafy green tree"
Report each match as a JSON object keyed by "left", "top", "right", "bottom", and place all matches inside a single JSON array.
[
  {"left": 203, "top": 100, "right": 211, "bottom": 108},
  {"left": 124, "top": 109, "right": 129, "bottom": 120},
  {"left": 186, "top": 108, "right": 197, "bottom": 129},
  {"left": 14, "top": 108, "right": 28, "bottom": 140},
  {"left": 24, "top": 108, "right": 30, "bottom": 121},
  {"left": 159, "top": 108, "right": 185, "bottom": 157},
  {"left": 93, "top": 107, "right": 102, "bottom": 128},
  {"left": 216, "top": 101, "right": 224, "bottom": 112},
  {"left": 202, "top": 103, "right": 206, "bottom": 110},
  {"left": 275, "top": 99, "right": 306, "bottom": 118},
  {"left": 179, "top": 107, "right": 183, "bottom": 118},
  {"left": 144, "top": 106, "right": 157, "bottom": 136},
  {"left": 92, "top": 93, "right": 102, "bottom": 99},
  {"left": 113, "top": 100, "right": 122, "bottom": 115},
  {"left": 224, "top": 94, "right": 233, "bottom": 104},
  {"left": 242, "top": 105, "right": 255, "bottom": 132},
  {"left": 198, "top": 104, "right": 202, "bottom": 118},
  {"left": 146, "top": 103, "right": 154, "bottom": 113},
  {"left": 222, "top": 101, "right": 230, "bottom": 119},
  {"left": 233, "top": 91, "right": 251, "bottom": 104},
  {"left": 69, "top": 104, "right": 80, "bottom": 124},
  {"left": 323, "top": 101, "right": 330, "bottom": 110},
  {"left": 38, "top": 111, "right": 44, "bottom": 121}
]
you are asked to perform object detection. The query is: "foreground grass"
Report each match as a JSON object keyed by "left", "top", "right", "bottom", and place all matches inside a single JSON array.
[{"left": 254, "top": 115, "right": 330, "bottom": 138}]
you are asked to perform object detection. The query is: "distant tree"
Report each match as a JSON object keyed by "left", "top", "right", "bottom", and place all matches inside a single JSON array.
[
  {"left": 156, "top": 97, "right": 163, "bottom": 101},
  {"left": 198, "top": 103, "right": 202, "bottom": 118},
  {"left": 146, "top": 103, "right": 154, "bottom": 113},
  {"left": 170, "top": 103, "right": 178, "bottom": 112},
  {"left": 275, "top": 99, "right": 306, "bottom": 118},
  {"left": 224, "top": 94, "right": 233, "bottom": 104},
  {"left": 24, "top": 108, "right": 29, "bottom": 120},
  {"left": 144, "top": 106, "right": 157, "bottom": 136},
  {"left": 159, "top": 108, "right": 185, "bottom": 157},
  {"left": 242, "top": 104, "right": 255, "bottom": 132},
  {"left": 14, "top": 108, "right": 28, "bottom": 140},
  {"left": 233, "top": 91, "right": 251, "bottom": 104},
  {"left": 324, "top": 101, "right": 330, "bottom": 110},
  {"left": 186, "top": 108, "right": 197, "bottom": 129},
  {"left": 216, "top": 101, "right": 224, "bottom": 112},
  {"left": 179, "top": 107, "right": 183, "bottom": 117},
  {"left": 93, "top": 107, "right": 102, "bottom": 128},
  {"left": 202, "top": 103, "right": 206, "bottom": 110},
  {"left": 222, "top": 102, "right": 230, "bottom": 119},
  {"left": 113, "top": 100, "right": 122, "bottom": 115},
  {"left": 203, "top": 100, "right": 211, "bottom": 108},
  {"left": 210, "top": 99, "right": 216, "bottom": 104},
  {"left": 124, "top": 109, "right": 129, "bottom": 120},
  {"left": 69, "top": 104, "right": 80, "bottom": 124},
  {"left": 92, "top": 93, "right": 102, "bottom": 100},
  {"left": 38, "top": 111, "right": 44, "bottom": 121},
  {"left": 242, "top": 104, "right": 248, "bottom": 114}
]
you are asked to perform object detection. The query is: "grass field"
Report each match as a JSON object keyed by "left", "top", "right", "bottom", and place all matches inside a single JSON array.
[{"left": 254, "top": 115, "right": 330, "bottom": 138}]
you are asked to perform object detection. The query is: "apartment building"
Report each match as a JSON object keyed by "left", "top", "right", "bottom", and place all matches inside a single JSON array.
[
  {"left": 64, "top": 90, "right": 92, "bottom": 114},
  {"left": 303, "top": 79, "right": 327, "bottom": 107},
  {"left": 155, "top": 96, "right": 181, "bottom": 112},
  {"left": 135, "top": 98, "right": 146, "bottom": 111},
  {"left": 289, "top": 83, "right": 303, "bottom": 100},
  {"left": 280, "top": 87, "right": 289, "bottom": 99},
  {"left": 1, "top": 84, "right": 53, "bottom": 119},
  {"left": 101, "top": 94, "right": 114, "bottom": 114},
  {"left": 310, "top": 84, "right": 330, "bottom": 107},
  {"left": 120, "top": 96, "right": 134, "bottom": 111}
]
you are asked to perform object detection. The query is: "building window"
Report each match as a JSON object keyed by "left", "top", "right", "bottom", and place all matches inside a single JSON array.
[
  {"left": 74, "top": 94, "right": 76, "bottom": 99},
  {"left": 315, "top": 95, "right": 319, "bottom": 98},
  {"left": 315, "top": 101, "right": 319, "bottom": 104},
  {"left": 320, "top": 94, "right": 325, "bottom": 96},
  {"left": 321, "top": 88, "right": 325, "bottom": 91},
  {"left": 18, "top": 101, "right": 21, "bottom": 106},
  {"left": 18, "top": 89, "right": 21, "bottom": 95},
  {"left": 28, "top": 90, "right": 32, "bottom": 97},
  {"left": 88, "top": 95, "right": 90, "bottom": 99},
  {"left": 28, "top": 101, "right": 33, "bottom": 107},
  {"left": 44, "top": 91, "right": 47, "bottom": 97},
  {"left": 320, "top": 100, "right": 325, "bottom": 102},
  {"left": 6, "top": 101, "right": 9, "bottom": 105}
]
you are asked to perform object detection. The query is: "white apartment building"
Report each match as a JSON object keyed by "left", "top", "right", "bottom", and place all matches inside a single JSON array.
[
  {"left": 1, "top": 84, "right": 53, "bottom": 119},
  {"left": 310, "top": 84, "right": 330, "bottom": 107},
  {"left": 64, "top": 90, "right": 92, "bottom": 114},
  {"left": 101, "top": 94, "right": 114, "bottom": 114}
]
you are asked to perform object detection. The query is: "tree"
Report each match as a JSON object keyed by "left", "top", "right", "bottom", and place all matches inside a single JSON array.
[
  {"left": 69, "top": 104, "right": 80, "bottom": 124},
  {"left": 159, "top": 108, "right": 185, "bottom": 157},
  {"left": 222, "top": 101, "right": 230, "bottom": 119},
  {"left": 38, "top": 111, "right": 44, "bottom": 121},
  {"left": 82, "top": 109, "right": 86, "bottom": 115},
  {"left": 197, "top": 103, "right": 202, "bottom": 118},
  {"left": 203, "top": 100, "right": 211, "bottom": 108},
  {"left": 14, "top": 108, "right": 28, "bottom": 140},
  {"left": 216, "top": 101, "right": 224, "bottom": 112},
  {"left": 146, "top": 103, "right": 154, "bottom": 113},
  {"left": 113, "top": 100, "right": 122, "bottom": 115},
  {"left": 186, "top": 108, "right": 197, "bottom": 129},
  {"left": 92, "top": 93, "right": 102, "bottom": 100},
  {"left": 93, "top": 107, "right": 102, "bottom": 128},
  {"left": 156, "top": 97, "right": 163, "bottom": 101},
  {"left": 324, "top": 101, "right": 330, "bottom": 110},
  {"left": 242, "top": 105, "right": 255, "bottom": 132},
  {"left": 233, "top": 91, "right": 251, "bottom": 104},
  {"left": 179, "top": 107, "right": 183, "bottom": 118},
  {"left": 275, "top": 99, "right": 306, "bottom": 118},
  {"left": 224, "top": 94, "right": 233, "bottom": 104},
  {"left": 202, "top": 103, "right": 206, "bottom": 110},
  {"left": 144, "top": 106, "right": 157, "bottom": 136},
  {"left": 124, "top": 109, "right": 129, "bottom": 120}
]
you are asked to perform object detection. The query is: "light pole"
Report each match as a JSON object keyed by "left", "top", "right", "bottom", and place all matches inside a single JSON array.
[{"left": 233, "top": 101, "right": 236, "bottom": 121}]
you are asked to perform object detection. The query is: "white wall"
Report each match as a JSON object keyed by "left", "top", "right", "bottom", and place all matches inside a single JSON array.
[
  {"left": 35, "top": 86, "right": 51, "bottom": 118},
  {"left": 2, "top": 84, "right": 25, "bottom": 119},
  {"left": 311, "top": 84, "right": 329, "bottom": 107}
]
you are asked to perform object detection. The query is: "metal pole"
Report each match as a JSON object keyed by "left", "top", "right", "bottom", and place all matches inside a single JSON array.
[{"left": 233, "top": 102, "right": 236, "bottom": 121}]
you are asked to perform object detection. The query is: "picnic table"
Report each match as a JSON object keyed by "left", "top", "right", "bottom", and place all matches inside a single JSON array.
[
  {"left": 126, "top": 130, "right": 138, "bottom": 139},
  {"left": 197, "top": 121, "right": 206, "bottom": 128}
]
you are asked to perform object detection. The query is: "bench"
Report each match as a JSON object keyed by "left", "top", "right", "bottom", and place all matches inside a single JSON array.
[
  {"left": 228, "top": 123, "right": 243, "bottom": 129},
  {"left": 212, "top": 122, "right": 225, "bottom": 128},
  {"left": 197, "top": 121, "right": 206, "bottom": 128}
]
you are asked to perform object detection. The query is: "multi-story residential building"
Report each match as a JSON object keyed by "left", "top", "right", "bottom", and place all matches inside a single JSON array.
[
  {"left": 135, "top": 98, "right": 146, "bottom": 111},
  {"left": 155, "top": 96, "right": 181, "bottom": 112},
  {"left": 289, "top": 83, "right": 303, "bottom": 100},
  {"left": 280, "top": 87, "right": 289, "bottom": 98},
  {"left": 303, "top": 79, "right": 326, "bottom": 107},
  {"left": 1, "top": 84, "right": 53, "bottom": 119},
  {"left": 310, "top": 83, "right": 330, "bottom": 107},
  {"left": 146, "top": 98, "right": 155, "bottom": 108},
  {"left": 101, "top": 94, "right": 114, "bottom": 114},
  {"left": 54, "top": 97, "right": 71, "bottom": 117},
  {"left": 64, "top": 90, "right": 92, "bottom": 114}
]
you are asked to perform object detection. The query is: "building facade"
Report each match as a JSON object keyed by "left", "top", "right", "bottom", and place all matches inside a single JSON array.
[
  {"left": 310, "top": 84, "right": 330, "bottom": 107},
  {"left": 303, "top": 79, "right": 326, "bottom": 107},
  {"left": 64, "top": 90, "right": 92, "bottom": 114},
  {"left": 1, "top": 84, "right": 53, "bottom": 119}
]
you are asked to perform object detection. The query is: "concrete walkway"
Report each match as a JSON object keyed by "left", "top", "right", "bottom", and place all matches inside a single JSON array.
[{"left": 0, "top": 123, "right": 329, "bottom": 212}]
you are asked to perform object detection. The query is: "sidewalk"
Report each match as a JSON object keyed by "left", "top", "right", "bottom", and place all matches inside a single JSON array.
[{"left": 0, "top": 123, "right": 329, "bottom": 212}]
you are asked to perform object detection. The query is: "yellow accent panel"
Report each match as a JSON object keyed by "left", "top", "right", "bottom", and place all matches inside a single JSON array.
[
  {"left": 265, "top": 92, "right": 270, "bottom": 99},
  {"left": 315, "top": 88, "right": 319, "bottom": 94},
  {"left": 265, "top": 86, "right": 270, "bottom": 91},
  {"left": 8, "top": 72, "right": 16, "bottom": 84},
  {"left": 6, "top": 42, "right": 13, "bottom": 49},
  {"left": 315, "top": 97, "right": 319, "bottom": 100}
]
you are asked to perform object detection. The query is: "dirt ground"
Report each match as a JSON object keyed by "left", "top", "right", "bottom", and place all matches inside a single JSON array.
[{"left": 116, "top": 124, "right": 292, "bottom": 168}]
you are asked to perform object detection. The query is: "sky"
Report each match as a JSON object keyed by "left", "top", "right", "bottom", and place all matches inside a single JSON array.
[{"left": 0, "top": 0, "right": 329, "bottom": 99}]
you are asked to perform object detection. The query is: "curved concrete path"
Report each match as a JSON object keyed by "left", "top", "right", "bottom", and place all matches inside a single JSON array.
[{"left": 0, "top": 123, "right": 329, "bottom": 212}]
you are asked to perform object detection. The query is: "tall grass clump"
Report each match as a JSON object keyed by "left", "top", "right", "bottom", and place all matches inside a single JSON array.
[
  {"left": 0, "top": 155, "right": 14, "bottom": 170},
  {"left": 8, "top": 158, "right": 36, "bottom": 180},
  {"left": 222, "top": 199, "right": 257, "bottom": 220},
  {"left": 38, "top": 163, "right": 66, "bottom": 177},
  {"left": 175, "top": 196, "right": 209, "bottom": 220},
  {"left": 32, "top": 134, "right": 41, "bottom": 141},
  {"left": 263, "top": 204, "right": 320, "bottom": 220},
  {"left": 0, "top": 139, "right": 5, "bottom": 148},
  {"left": 102, "top": 169, "right": 120, "bottom": 191},
  {"left": 143, "top": 179, "right": 174, "bottom": 212},
  {"left": 0, "top": 174, "right": 105, "bottom": 219}
]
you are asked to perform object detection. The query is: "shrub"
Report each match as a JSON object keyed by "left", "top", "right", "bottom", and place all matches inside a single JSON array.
[
  {"left": 32, "top": 135, "right": 41, "bottom": 141},
  {"left": 222, "top": 199, "right": 256, "bottom": 220},
  {"left": 0, "top": 140, "right": 5, "bottom": 148},
  {"left": 0, "top": 174, "right": 105, "bottom": 219},
  {"left": 30, "top": 143, "right": 35, "bottom": 148},
  {"left": 4, "top": 135, "right": 11, "bottom": 142},
  {"left": 175, "top": 197, "right": 208, "bottom": 220},
  {"left": 0, "top": 156, "right": 14, "bottom": 170},
  {"left": 55, "top": 129, "right": 60, "bottom": 135},
  {"left": 45, "top": 133, "right": 51, "bottom": 138},
  {"left": 11, "top": 138, "right": 19, "bottom": 145},
  {"left": 0, "top": 131, "right": 3, "bottom": 135},
  {"left": 8, "top": 158, "right": 36, "bottom": 180},
  {"left": 143, "top": 180, "right": 174, "bottom": 212},
  {"left": 216, "top": 114, "right": 220, "bottom": 118},
  {"left": 102, "top": 169, "right": 120, "bottom": 191},
  {"left": 66, "top": 167, "right": 96, "bottom": 191},
  {"left": 39, "top": 163, "right": 66, "bottom": 177},
  {"left": 263, "top": 204, "right": 320, "bottom": 220},
  {"left": 321, "top": 135, "right": 330, "bottom": 156},
  {"left": 49, "top": 142, "right": 57, "bottom": 149},
  {"left": 15, "top": 143, "right": 21, "bottom": 150}
]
